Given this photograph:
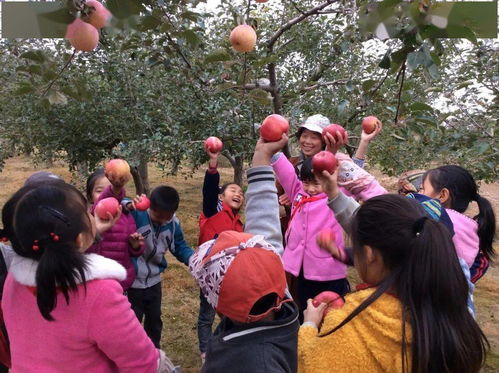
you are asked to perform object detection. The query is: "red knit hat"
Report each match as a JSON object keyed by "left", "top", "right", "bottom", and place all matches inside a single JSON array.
[{"left": 189, "top": 231, "right": 287, "bottom": 323}]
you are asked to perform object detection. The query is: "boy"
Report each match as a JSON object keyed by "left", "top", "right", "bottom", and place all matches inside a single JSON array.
[
  {"left": 197, "top": 146, "right": 245, "bottom": 362},
  {"left": 190, "top": 134, "right": 299, "bottom": 373},
  {"left": 125, "top": 186, "right": 194, "bottom": 348}
]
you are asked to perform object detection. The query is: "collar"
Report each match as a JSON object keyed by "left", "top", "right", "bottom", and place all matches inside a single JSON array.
[
  {"left": 221, "top": 202, "right": 241, "bottom": 220},
  {"left": 10, "top": 252, "right": 126, "bottom": 287}
]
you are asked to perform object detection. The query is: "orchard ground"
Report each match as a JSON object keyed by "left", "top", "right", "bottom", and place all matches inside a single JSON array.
[{"left": 0, "top": 156, "right": 497, "bottom": 372}]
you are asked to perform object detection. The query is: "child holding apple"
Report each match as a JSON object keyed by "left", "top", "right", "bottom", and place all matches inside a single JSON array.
[
  {"left": 124, "top": 185, "right": 194, "bottom": 348},
  {"left": 197, "top": 139, "right": 245, "bottom": 363},
  {"left": 86, "top": 163, "right": 145, "bottom": 292}
]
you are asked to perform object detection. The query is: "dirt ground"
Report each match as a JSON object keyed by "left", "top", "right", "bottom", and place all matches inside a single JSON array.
[{"left": 0, "top": 156, "right": 497, "bottom": 372}]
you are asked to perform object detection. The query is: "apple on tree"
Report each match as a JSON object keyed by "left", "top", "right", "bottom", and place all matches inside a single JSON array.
[
  {"left": 82, "top": 0, "right": 112, "bottom": 29},
  {"left": 260, "top": 114, "right": 289, "bottom": 142},
  {"left": 65, "top": 18, "right": 99, "bottom": 52},
  {"left": 95, "top": 197, "right": 120, "bottom": 220},
  {"left": 361, "top": 116, "right": 382, "bottom": 135},
  {"left": 230, "top": 25, "right": 257, "bottom": 53},
  {"left": 312, "top": 291, "right": 345, "bottom": 315},
  {"left": 204, "top": 137, "right": 223, "bottom": 153},
  {"left": 312, "top": 151, "right": 338, "bottom": 175}
]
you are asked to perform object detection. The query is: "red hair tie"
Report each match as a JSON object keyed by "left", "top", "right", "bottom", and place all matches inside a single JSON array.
[
  {"left": 50, "top": 232, "right": 60, "bottom": 242},
  {"left": 32, "top": 240, "right": 40, "bottom": 251}
]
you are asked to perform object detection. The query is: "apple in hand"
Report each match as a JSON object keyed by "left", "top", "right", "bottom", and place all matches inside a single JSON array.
[
  {"left": 322, "top": 123, "right": 348, "bottom": 143},
  {"left": 312, "top": 291, "right": 345, "bottom": 315},
  {"left": 95, "top": 197, "right": 119, "bottom": 220},
  {"left": 204, "top": 136, "right": 223, "bottom": 153},
  {"left": 260, "top": 114, "right": 289, "bottom": 142},
  {"left": 312, "top": 151, "right": 338, "bottom": 174},
  {"left": 316, "top": 229, "right": 336, "bottom": 248},
  {"left": 105, "top": 159, "right": 131, "bottom": 180},
  {"left": 135, "top": 195, "right": 151, "bottom": 211},
  {"left": 361, "top": 116, "right": 382, "bottom": 134},
  {"left": 230, "top": 25, "right": 257, "bottom": 53}
]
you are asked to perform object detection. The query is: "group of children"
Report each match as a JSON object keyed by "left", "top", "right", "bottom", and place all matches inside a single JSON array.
[{"left": 0, "top": 113, "right": 495, "bottom": 373}]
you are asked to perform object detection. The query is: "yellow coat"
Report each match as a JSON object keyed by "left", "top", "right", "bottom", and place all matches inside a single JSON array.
[{"left": 298, "top": 288, "right": 412, "bottom": 373}]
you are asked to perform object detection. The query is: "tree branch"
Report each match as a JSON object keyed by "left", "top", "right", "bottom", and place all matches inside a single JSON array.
[
  {"left": 394, "top": 62, "right": 406, "bottom": 125},
  {"left": 42, "top": 49, "right": 76, "bottom": 97},
  {"left": 241, "top": 83, "right": 275, "bottom": 93},
  {"left": 301, "top": 79, "right": 349, "bottom": 92},
  {"left": 289, "top": 0, "right": 306, "bottom": 15}
]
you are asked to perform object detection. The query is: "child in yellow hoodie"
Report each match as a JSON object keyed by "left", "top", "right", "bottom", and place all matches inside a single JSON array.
[{"left": 298, "top": 170, "right": 488, "bottom": 373}]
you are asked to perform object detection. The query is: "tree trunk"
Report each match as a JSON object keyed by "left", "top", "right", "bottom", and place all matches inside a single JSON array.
[
  {"left": 130, "top": 158, "right": 150, "bottom": 196},
  {"left": 233, "top": 155, "right": 244, "bottom": 186}
]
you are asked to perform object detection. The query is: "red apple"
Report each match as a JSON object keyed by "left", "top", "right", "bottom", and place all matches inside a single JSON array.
[
  {"left": 82, "top": 0, "right": 111, "bottom": 29},
  {"left": 135, "top": 196, "right": 151, "bottom": 211},
  {"left": 361, "top": 116, "right": 382, "bottom": 134},
  {"left": 260, "top": 114, "right": 289, "bottom": 142},
  {"left": 95, "top": 197, "right": 119, "bottom": 220},
  {"left": 105, "top": 159, "right": 131, "bottom": 180},
  {"left": 316, "top": 229, "right": 336, "bottom": 248},
  {"left": 312, "top": 291, "right": 345, "bottom": 315},
  {"left": 312, "top": 151, "right": 338, "bottom": 175},
  {"left": 204, "top": 136, "right": 223, "bottom": 153},
  {"left": 65, "top": 18, "right": 99, "bottom": 52},
  {"left": 322, "top": 123, "right": 348, "bottom": 143},
  {"left": 230, "top": 25, "right": 257, "bottom": 53}
]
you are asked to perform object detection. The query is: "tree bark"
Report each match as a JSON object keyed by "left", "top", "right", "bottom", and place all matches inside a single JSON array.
[
  {"left": 223, "top": 152, "right": 244, "bottom": 186},
  {"left": 130, "top": 158, "right": 150, "bottom": 196}
]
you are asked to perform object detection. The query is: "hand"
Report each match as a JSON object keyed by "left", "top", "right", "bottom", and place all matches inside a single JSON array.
[
  {"left": 303, "top": 298, "right": 328, "bottom": 327},
  {"left": 129, "top": 232, "right": 144, "bottom": 249},
  {"left": 316, "top": 236, "right": 347, "bottom": 263},
  {"left": 94, "top": 206, "right": 122, "bottom": 235},
  {"left": 315, "top": 168, "right": 340, "bottom": 200},
  {"left": 252, "top": 134, "right": 289, "bottom": 167},
  {"left": 324, "top": 131, "right": 348, "bottom": 154},
  {"left": 278, "top": 194, "right": 291, "bottom": 206},
  {"left": 360, "top": 121, "right": 382, "bottom": 143}
]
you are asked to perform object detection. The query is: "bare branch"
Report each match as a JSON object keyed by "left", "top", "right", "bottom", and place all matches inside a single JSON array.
[
  {"left": 289, "top": 0, "right": 306, "bottom": 15},
  {"left": 42, "top": 49, "right": 77, "bottom": 97},
  {"left": 394, "top": 62, "right": 407, "bottom": 125},
  {"left": 301, "top": 79, "right": 349, "bottom": 92}
]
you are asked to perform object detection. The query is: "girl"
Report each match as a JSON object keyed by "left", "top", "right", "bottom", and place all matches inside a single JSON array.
[
  {"left": 299, "top": 194, "right": 488, "bottom": 373},
  {"left": 420, "top": 165, "right": 496, "bottom": 282},
  {"left": 2, "top": 182, "right": 173, "bottom": 372},
  {"left": 86, "top": 167, "right": 144, "bottom": 291}
]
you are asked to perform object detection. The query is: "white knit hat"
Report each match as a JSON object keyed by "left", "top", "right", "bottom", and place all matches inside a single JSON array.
[{"left": 299, "top": 114, "right": 330, "bottom": 134}]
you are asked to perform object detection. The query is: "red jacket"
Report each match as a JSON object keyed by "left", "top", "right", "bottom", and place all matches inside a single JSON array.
[{"left": 198, "top": 169, "right": 243, "bottom": 245}]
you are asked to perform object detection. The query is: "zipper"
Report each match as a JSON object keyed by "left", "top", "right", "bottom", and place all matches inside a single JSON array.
[{"left": 144, "top": 219, "right": 161, "bottom": 286}]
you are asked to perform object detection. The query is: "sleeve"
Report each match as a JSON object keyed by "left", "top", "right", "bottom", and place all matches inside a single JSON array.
[
  {"left": 87, "top": 280, "right": 159, "bottom": 372},
  {"left": 352, "top": 157, "right": 365, "bottom": 169},
  {"left": 337, "top": 160, "right": 387, "bottom": 202},
  {"left": 327, "top": 192, "right": 360, "bottom": 235},
  {"left": 128, "top": 242, "right": 145, "bottom": 257},
  {"left": 245, "top": 166, "right": 283, "bottom": 255},
  {"left": 203, "top": 169, "right": 221, "bottom": 218},
  {"left": 271, "top": 153, "right": 302, "bottom": 202},
  {"left": 170, "top": 221, "right": 194, "bottom": 265}
]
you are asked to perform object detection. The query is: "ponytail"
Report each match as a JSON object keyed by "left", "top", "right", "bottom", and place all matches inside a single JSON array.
[
  {"left": 35, "top": 240, "right": 87, "bottom": 321},
  {"left": 320, "top": 195, "right": 488, "bottom": 373},
  {"left": 12, "top": 183, "right": 91, "bottom": 321},
  {"left": 474, "top": 194, "right": 496, "bottom": 261}
]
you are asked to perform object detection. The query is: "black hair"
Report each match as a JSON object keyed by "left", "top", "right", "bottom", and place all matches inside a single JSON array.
[
  {"left": 299, "top": 158, "right": 317, "bottom": 183},
  {"left": 250, "top": 293, "right": 278, "bottom": 316},
  {"left": 85, "top": 167, "right": 106, "bottom": 203},
  {"left": 321, "top": 194, "right": 488, "bottom": 373},
  {"left": 150, "top": 185, "right": 179, "bottom": 212},
  {"left": 219, "top": 183, "right": 242, "bottom": 195},
  {"left": 424, "top": 165, "right": 496, "bottom": 261},
  {"left": 13, "top": 183, "right": 91, "bottom": 321}
]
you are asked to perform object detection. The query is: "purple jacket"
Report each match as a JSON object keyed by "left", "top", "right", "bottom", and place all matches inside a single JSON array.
[
  {"left": 88, "top": 186, "right": 144, "bottom": 290},
  {"left": 272, "top": 154, "right": 347, "bottom": 281}
]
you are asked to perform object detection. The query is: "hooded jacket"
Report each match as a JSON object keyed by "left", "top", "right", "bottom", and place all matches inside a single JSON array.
[
  {"left": 299, "top": 288, "right": 411, "bottom": 372},
  {"left": 203, "top": 301, "right": 299, "bottom": 373}
]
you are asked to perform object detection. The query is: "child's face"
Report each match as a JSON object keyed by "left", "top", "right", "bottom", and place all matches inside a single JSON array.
[
  {"left": 91, "top": 176, "right": 111, "bottom": 204},
  {"left": 302, "top": 179, "right": 324, "bottom": 196},
  {"left": 149, "top": 209, "right": 174, "bottom": 225},
  {"left": 299, "top": 129, "right": 324, "bottom": 157},
  {"left": 220, "top": 184, "right": 244, "bottom": 211}
]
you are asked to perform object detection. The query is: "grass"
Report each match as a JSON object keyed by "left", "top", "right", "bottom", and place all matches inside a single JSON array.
[{"left": 1, "top": 156, "right": 498, "bottom": 372}]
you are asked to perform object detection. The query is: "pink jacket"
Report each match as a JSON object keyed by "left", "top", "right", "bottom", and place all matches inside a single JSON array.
[
  {"left": 272, "top": 154, "right": 346, "bottom": 281},
  {"left": 88, "top": 185, "right": 144, "bottom": 290},
  {"left": 3, "top": 253, "right": 159, "bottom": 373}
]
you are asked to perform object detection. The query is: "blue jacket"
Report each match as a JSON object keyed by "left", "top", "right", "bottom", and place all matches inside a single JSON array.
[{"left": 127, "top": 208, "right": 194, "bottom": 289}]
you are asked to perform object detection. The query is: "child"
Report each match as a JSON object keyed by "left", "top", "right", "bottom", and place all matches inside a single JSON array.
[
  {"left": 189, "top": 135, "right": 299, "bottom": 373},
  {"left": 86, "top": 167, "right": 145, "bottom": 291},
  {"left": 125, "top": 186, "right": 194, "bottom": 348},
  {"left": 420, "top": 165, "right": 496, "bottom": 282},
  {"left": 272, "top": 147, "right": 350, "bottom": 314},
  {"left": 299, "top": 193, "right": 488, "bottom": 372},
  {"left": 2, "top": 182, "right": 174, "bottom": 372},
  {"left": 197, "top": 146, "right": 244, "bottom": 362}
]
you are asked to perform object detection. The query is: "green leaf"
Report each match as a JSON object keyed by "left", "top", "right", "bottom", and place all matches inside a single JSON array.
[
  {"left": 181, "top": 11, "right": 201, "bottom": 22},
  {"left": 345, "top": 81, "right": 354, "bottom": 92},
  {"left": 379, "top": 52, "right": 391, "bottom": 69},
  {"left": 179, "top": 29, "right": 200, "bottom": 47},
  {"left": 40, "top": 7, "right": 75, "bottom": 25},
  {"left": 427, "top": 64, "right": 440, "bottom": 80},
  {"left": 20, "top": 51, "right": 45, "bottom": 63},
  {"left": 106, "top": 0, "right": 143, "bottom": 19},
  {"left": 362, "top": 79, "right": 376, "bottom": 92},
  {"left": 476, "top": 142, "right": 489, "bottom": 154},
  {"left": 455, "top": 80, "right": 474, "bottom": 90},
  {"left": 205, "top": 49, "right": 231, "bottom": 63},
  {"left": 410, "top": 102, "right": 434, "bottom": 113},
  {"left": 160, "top": 22, "right": 172, "bottom": 33},
  {"left": 15, "top": 82, "right": 35, "bottom": 95},
  {"left": 407, "top": 50, "right": 425, "bottom": 70},
  {"left": 248, "top": 89, "right": 271, "bottom": 106},
  {"left": 254, "top": 54, "right": 279, "bottom": 68},
  {"left": 337, "top": 99, "right": 349, "bottom": 116},
  {"left": 139, "top": 15, "right": 161, "bottom": 31}
]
